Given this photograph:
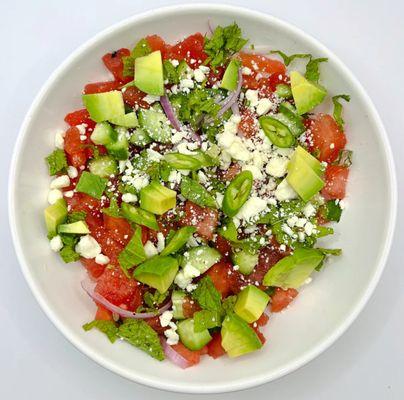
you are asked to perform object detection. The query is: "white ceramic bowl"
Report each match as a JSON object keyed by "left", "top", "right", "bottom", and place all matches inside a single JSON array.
[{"left": 9, "top": 4, "right": 397, "bottom": 394}]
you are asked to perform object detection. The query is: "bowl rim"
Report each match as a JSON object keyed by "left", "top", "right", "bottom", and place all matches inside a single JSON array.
[{"left": 8, "top": 3, "right": 397, "bottom": 394}]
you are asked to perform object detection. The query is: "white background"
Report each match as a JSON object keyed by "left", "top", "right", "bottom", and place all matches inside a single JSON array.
[{"left": 1, "top": 0, "right": 403, "bottom": 399}]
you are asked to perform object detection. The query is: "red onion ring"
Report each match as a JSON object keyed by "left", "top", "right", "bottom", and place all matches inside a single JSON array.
[
  {"left": 161, "top": 338, "right": 192, "bottom": 369},
  {"left": 231, "top": 102, "right": 240, "bottom": 116},
  {"left": 160, "top": 95, "right": 182, "bottom": 131},
  {"left": 218, "top": 68, "right": 243, "bottom": 117},
  {"left": 207, "top": 20, "right": 215, "bottom": 35},
  {"left": 81, "top": 279, "right": 172, "bottom": 319}
]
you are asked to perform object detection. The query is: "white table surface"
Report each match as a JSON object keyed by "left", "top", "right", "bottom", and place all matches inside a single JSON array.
[{"left": 1, "top": 0, "right": 403, "bottom": 398}]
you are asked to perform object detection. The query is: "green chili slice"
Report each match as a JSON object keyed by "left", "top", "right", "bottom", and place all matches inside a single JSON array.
[
  {"left": 160, "top": 226, "right": 196, "bottom": 256},
  {"left": 275, "top": 84, "right": 292, "bottom": 99},
  {"left": 164, "top": 153, "right": 203, "bottom": 171},
  {"left": 259, "top": 116, "right": 295, "bottom": 148},
  {"left": 222, "top": 171, "right": 253, "bottom": 217}
]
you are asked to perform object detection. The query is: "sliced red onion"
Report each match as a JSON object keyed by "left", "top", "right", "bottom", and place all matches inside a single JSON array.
[
  {"left": 160, "top": 95, "right": 182, "bottom": 131},
  {"left": 161, "top": 338, "right": 192, "bottom": 369},
  {"left": 207, "top": 20, "right": 215, "bottom": 35},
  {"left": 189, "top": 131, "right": 202, "bottom": 146},
  {"left": 81, "top": 279, "right": 172, "bottom": 319},
  {"left": 218, "top": 68, "right": 243, "bottom": 117},
  {"left": 231, "top": 102, "right": 240, "bottom": 116}
]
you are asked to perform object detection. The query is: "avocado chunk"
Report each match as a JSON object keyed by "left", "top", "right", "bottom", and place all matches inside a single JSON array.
[
  {"left": 289, "top": 145, "right": 323, "bottom": 176},
  {"left": 263, "top": 248, "right": 324, "bottom": 289},
  {"left": 221, "top": 314, "right": 262, "bottom": 358},
  {"left": 82, "top": 91, "right": 125, "bottom": 123},
  {"left": 140, "top": 182, "right": 176, "bottom": 215},
  {"left": 138, "top": 106, "right": 172, "bottom": 143},
  {"left": 286, "top": 150, "right": 324, "bottom": 202},
  {"left": 134, "top": 50, "right": 164, "bottom": 96},
  {"left": 234, "top": 285, "right": 270, "bottom": 323},
  {"left": 221, "top": 59, "right": 240, "bottom": 91},
  {"left": 133, "top": 255, "right": 179, "bottom": 293},
  {"left": 44, "top": 199, "right": 68, "bottom": 236},
  {"left": 177, "top": 318, "right": 212, "bottom": 350},
  {"left": 58, "top": 220, "right": 90, "bottom": 235},
  {"left": 180, "top": 246, "right": 221, "bottom": 273},
  {"left": 231, "top": 249, "right": 258, "bottom": 275},
  {"left": 88, "top": 155, "right": 118, "bottom": 178},
  {"left": 109, "top": 112, "right": 138, "bottom": 128},
  {"left": 290, "top": 71, "right": 327, "bottom": 115}
]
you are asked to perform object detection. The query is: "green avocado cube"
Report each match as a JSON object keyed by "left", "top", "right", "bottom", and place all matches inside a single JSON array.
[
  {"left": 58, "top": 220, "right": 90, "bottom": 235},
  {"left": 139, "top": 182, "right": 176, "bottom": 215},
  {"left": 133, "top": 255, "right": 179, "bottom": 293},
  {"left": 234, "top": 285, "right": 270, "bottom": 323},
  {"left": 82, "top": 90, "right": 125, "bottom": 123},
  {"left": 109, "top": 112, "right": 138, "bottom": 128},
  {"left": 44, "top": 199, "right": 68, "bottom": 236},
  {"left": 135, "top": 50, "right": 164, "bottom": 96},
  {"left": 177, "top": 319, "right": 212, "bottom": 350},
  {"left": 221, "top": 314, "right": 262, "bottom": 358},
  {"left": 289, "top": 146, "right": 323, "bottom": 176},
  {"left": 263, "top": 248, "right": 324, "bottom": 289},
  {"left": 221, "top": 59, "right": 240, "bottom": 91},
  {"left": 290, "top": 71, "right": 327, "bottom": 115}
]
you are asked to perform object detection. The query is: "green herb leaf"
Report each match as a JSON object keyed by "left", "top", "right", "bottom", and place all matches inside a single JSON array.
[
  {"left": 45, "top": 149, "right": 68, "bottom": 176},
  {"left": 332, "top": 94, "right": 350, "bottom": 129},
  {"left": 180, "top": 177, "right": 217, "bottom": 208},
  {"left": 118, "top": 226, "right": 146, "bottom": 275},
  {"left": 122, "top": 38, "right": 152, "bottom": 77},
  {"left": 305, "top": 57, "right": 328, "bottom": 83},
  {"left": 118, "top": 319, "right": 165, "bottom": 361},
  {"left": 334, "top": 149, "right": 353, "bottom": 168},
  {"left": 60, "top": 233, "right": 79, "bottom": 247},
  {"left": 192, "top": 276, "right": 222, "bottom": 312},
  {"left": 59, "top": 245, "right": 80, "bottom": 263},
  {"left": 76, "top": 171, "right": 108, "bottom": 199},
  {"left": 193, "top": 310, "right": 221, "bottom": 332},
  {"left": 314, "top": 247, "right": 342, "bottom": 271},
  {"left": 270, "top": 50, "right": 311, "bottom": 66},
  {"left": 102, "top": 197, "right": 121, "bottom": 217},
  {"left": 67, "top": 211, "right": 87, "bottom": 223},
  {"left": 204, "top": 23, "right": 248, "bottom": 68},
  {"left": 163, "top": 60, "right": 180, "bottom": 84},
  {"left": 324, "top": 200, "right": 343, "bottom": 222},
  {"left": 221, "top": 295, "right": 237, "bottom": 315},
  {"left": 160, "top": 226, "right": 196, "bottom": 256},
  {"left": 143, "top": 290, "right": 169, "bottom": 309},
  {"left": 83, "top": 320, "right": 118, "bottom": 343}
]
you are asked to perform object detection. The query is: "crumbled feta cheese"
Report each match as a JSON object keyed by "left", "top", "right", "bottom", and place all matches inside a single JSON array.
[
  {"left": 183, "top": 263, "right": 201, "bottom": 280},
  {"left": 177, "top": 142, "right": 197, "bottom": 155},
  {"left": 80, "top": 135, "right": 87, "bottom": 141},
  {"left": 95, "top": 254, "right": 110, "bottom": 265},
  {"left": 174, "top": 270, "right": 189, "bottom": 289},
  {"left": 156, "top": 232, "right": 165, "bottom": 253},
  {"left": 121, "top": 193, "right": 137, "bottom": 203},
  {"left": 242, "top": 66, "right": 252, "bottom": 75},
  {"left": 64, "top": 190, "right": 74, "bottom": 198},
  {"left": 144, "top": 241, "right": 158, "bottom": 258},
  {"left": 168, "top": 170, "right": 182, "bottom": 185},
  {"left": 143, "top": 94, "right": 160, "bottom": 104},
  {"left": 179, "top": 78, "right": 194, "bottom": 90},
  {"left": 255, "top": 98, "right": 273, "bottom": 116},
  {"left": 295, "top": 218, "right": 307, "bottom": 228},
  {"left": 303, "top": 203, "right": 316, "bottom": 218},
  {"left": 339, "top": 200, "right": 346, "bottom": 210},
  {"left": 50, "top": 235, "right": 63, "bottom": 252},
  {"left": 215, "top": 192, "right": 224, "bottom": 207},
  {"left": 54, "top": 129, "right": 65, "bottom": 149},
  {"left": 235, "top": 197, "right": 267, "bottom": 223},
  {"left": 76, "top": 124, "right": 86, "bottom": 135},
  {"left": 146, "top": 148, "right": 163, "bottom": 162},
  {"left": 245, "top": 89, "right": 259, "bottom": 107},
  {"left": 75, "top": 235, "right": 101, "bottom": 259},
  {"left": 304, "top": 221, "right": 314, "bottom": 236},
  {"left": 170, "top": 59, "right": 179, "bottom": 67},
  {"left": 171, "top": 130, "right": 186, "bottom": 144},
  {"left": 67, "top": 166, "right": 78, "bottom": 179},
  {"left": 159, "top": 310, "right": 174, "bottom": 327},
  {"left": 164, "top": 326, "right": 179, "bottom": 345},
  {"left": 274, "top": 179, "right": 298, "bottom": 201},
  {"left": 266, "top": 157, "right": 288, "bottom": 178},
  {"left": 287, "top": 215, "right": 299, "bottom": 228},
  {"left": 48, "top": 189, "right": 63, "bottom": 204},
  {"left": 50, "top": 175, "right": 70, "bottom": 189},
  {"left": 193, "top": 68, "right": 206, "bottom": 83},
  {"left": 242, "top": 164, "right": 264, "bottom": 180}
]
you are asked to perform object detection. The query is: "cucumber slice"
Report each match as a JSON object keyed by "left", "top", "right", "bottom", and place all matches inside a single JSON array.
[
  {"left": 129, "top": 128, "right": 152, "bottom": 147},
  {"left": 181, "top": 246, "right": 221, "bottom": 274},
  {"left": 90, "top": 122, "right": 117, "bottom": 145},
  {"left": 106, "top": 128, "right": 129, "bottom": 160},
  {"left": 171, "top": 291, "right": 186, "bottom": 320},
  {"left": 138, "top": 106, "right": 172, "bottom": 143},
  {"left": 109, "top": 112, "right": 138, "bottom": 128},
  {"left": 88, "top": 156, "right": 118, "bottom": 178},
  {"left": 231, "top": 249, "right": 258, "bottom": 275},
  {"left": 177, "top": 318, "right": 212, "bottom": 350}
]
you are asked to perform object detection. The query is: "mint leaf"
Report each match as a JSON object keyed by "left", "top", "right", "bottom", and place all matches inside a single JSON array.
[
  {"left": 122, "top": 38, "right": 152, "bottom": 77},
  {"left": 83, "top": 320, "right": 118, "bottom": 343},
  {"left": 205, "top": 23, "right": 248, "bottom": 67},
  {"left": 163, "top": 60, "right": 180, "bottom": 84},
  {"left": 221, "top": 295, "right": 237, "bottom": 315},
  {"left": 314, "top": 247, "right": 342, "bottom": 271},
  {"left": 118, "top": 226, "right": 146, "bottom": 275},
  {"left": 332, "top": 94, "right": 350, "bottom": 129},
  {"left": 60, "top": 234, "right": 79, "bottom": 247},
  {"left": 305, "top": 57, "right": 328, "bottom": 83},
  {"left": 143, "top": 290, "right": 169, "bottom": 309},
  {"left": 192, "top": 276, "right": 222, "bottom": 312},
  {"left": 180, "top": 177, "right": 216, "bottom": 208},
  {"left": 102, "top": 197, "right": 121, "bottom": 217},
  {"left": 270, "top": 50, "right": 311, "bottom": 66},
  {"left": 67, "top": 211, "right": 87, "bottom": 223},
  {"left": 76, "top": 171, "right": 107, "bottom": 199},
  {"left": 324, "top": 200, "right": 343, "bottom": 222},
  {"left": 334, "top": 149, "right": 353, "bottom": 168},
  {"left": 46, "top": 149, "right": 67, "bottom": 176},
  {"left": 160, "top": 226, "right": 196, "bottom": 256},
  {"left": 118, "top": 319, "right": 164, "bottom": 361},
  {"left": 59, "top": 245, "right": 80, "bottom": 263},
  {"left": 193, "top": 310, "right": 221, "bottom": 332}
]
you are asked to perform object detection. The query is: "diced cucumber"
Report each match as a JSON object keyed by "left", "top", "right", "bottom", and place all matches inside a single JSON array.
[
  {"left": 231, "top": 249, "right": 258, "bottom": 275},
  {"left": 181, "top": 246, "right": 221, "bottom": 274},
  {"left": 171, "top": 290, "right": 186, "bottom": 319},
  {"left": 138, "top": 106, "right": 172, "bottom": 143},
  {"left": 106, "top": 128, "right": 129, "bottom": 160},
  {"left": 88, "top": 156, "right": 118, "bottom": 178},
  {"left": 177, "top": 318, "right": 212, "bottom": 350},
  {"left": 90, "top": 122, "right": 117, "bottom": 145},
  {"left": 129, "top": 128, "right": 152, "bottom": 147},
  {"left": 109, "top": 112, "right": 138, "bottom": 128}
]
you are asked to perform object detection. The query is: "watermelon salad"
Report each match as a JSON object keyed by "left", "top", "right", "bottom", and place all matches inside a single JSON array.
[{"left": 44, "top": 23, "right": 351, "bottom": 367}]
